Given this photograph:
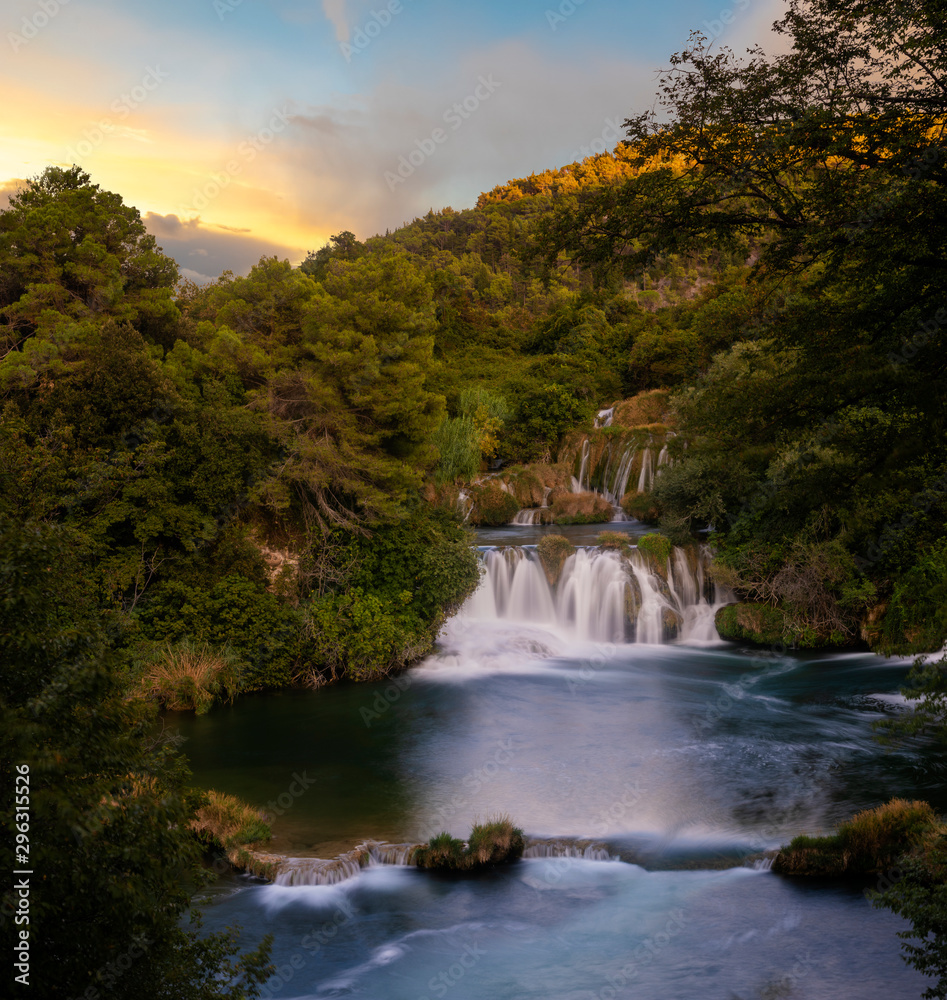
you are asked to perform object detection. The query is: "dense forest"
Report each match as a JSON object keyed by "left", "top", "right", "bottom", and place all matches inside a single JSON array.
[{"left": 3, "top": 0, "right": 947, "bottom": 995}]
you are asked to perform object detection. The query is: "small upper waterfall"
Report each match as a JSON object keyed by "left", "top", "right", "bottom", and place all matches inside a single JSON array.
[{"left": 464, "top": 544, "right": 731, "bottom": 644}]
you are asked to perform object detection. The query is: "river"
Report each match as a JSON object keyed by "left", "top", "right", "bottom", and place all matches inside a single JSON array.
[{"left": 172, "top": 523, "right": 947, "bottom": 998}]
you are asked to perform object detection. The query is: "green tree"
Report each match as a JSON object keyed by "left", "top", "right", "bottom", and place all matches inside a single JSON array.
[{"left": 0, "top": 518, "right": 272, "bottom": 998}]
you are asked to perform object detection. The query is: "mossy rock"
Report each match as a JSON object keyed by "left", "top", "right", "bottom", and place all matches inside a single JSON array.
[
  {"left": 662, "top": 607, "right": 683, "bottom": 641},
  {"left": 596, "top": 531, "right": 631, "bottom": 554},
  {"left": 623, "top": 574, "right": 643, "bottom": 630},
  {"left": 537, "top": 534, "right": 575, "bottom": 586}
]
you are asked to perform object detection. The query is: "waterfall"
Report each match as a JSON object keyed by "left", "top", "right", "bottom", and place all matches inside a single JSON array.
[
  {"left": 572, "top": 439, "right": 591, "bottom": 493},
  {"left": 463, "top": 545, "right": 731, "bottom": 645},
  {"left": 523, "top": 838, "right": 617, "bottom": 861},
  {"left": 273, "top": 841, "right": 422, "bottom": 886},
  {"left": 605, "top": 447, "right": 637, "bottom": 504},
  {"left": 637, "top": 448, "right": 654, "bottom": 493},
  {"left": 594, "top": 408, "right": 614, "bottom": 428}
]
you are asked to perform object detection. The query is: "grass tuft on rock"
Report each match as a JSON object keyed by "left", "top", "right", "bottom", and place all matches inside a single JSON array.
[
  {"left": 192, "top": 790, "right": 272, "bottom": 852},
  {"left": 636, "top": 533, "right": 673, "bottom": 567},
  {"left": 596, "top": 531, "right": 631, "bottom": 555},
  {"left": 415, "top": 815, "right": 525, "bottom": 871},
  {"left": 773, "top": 799, "right": 939, "bottom": 876}
]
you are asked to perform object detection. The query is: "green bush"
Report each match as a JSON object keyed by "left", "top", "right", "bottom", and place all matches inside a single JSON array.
[
  {"left": 882, "top": 540, "right": 947, "bottom": 654},
  {"left": 621, "top": 490, "right": 661, "bottom": 522},
  {"left": 136, "top": 575, "right": 302, "bottom": 691},
  {"left": 714, "top": 602, "right": 791, "bottom": 646},
  {"left": 433, "top": 414, "right": 480, "bottom": 483},
  {"left": 306, "top": 588, "right": 431, "bottom": 682}
]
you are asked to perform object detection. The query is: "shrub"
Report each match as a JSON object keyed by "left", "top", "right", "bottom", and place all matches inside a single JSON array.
[
  {"left": 469, "top": 482, "right": 520, "bottom": 526},
  {"left": 433, "top": 414, "right": 480, "bottom": 483},
  {"left": 550, "top": 491, "right": 613, "bottom": 524},
  {"left": 306, "top": 588, "right": 431, "bottom": 682},
  {"left": 621, "top": 490, "right": 661, "bottom": 522},
  {"left": 136, "top": 575, "right": 302, "bottom": 691},
  {"left": 881, "top": 539, "right": 947, "bottom": 654},
  {"left": 537, "top": 534, "right": 575, "bottom": 585},
  {"left": 612, "top": 390, "right": 671, "bottom": 428},
  {"left": 136, "top": 641, "right": 242, "bottom": 714},
  {"left": 714, "top": 602, "right": 791, "bottom": 647},
  {"left": 415, "top": 832, "right": 467, "bottom": 870}
]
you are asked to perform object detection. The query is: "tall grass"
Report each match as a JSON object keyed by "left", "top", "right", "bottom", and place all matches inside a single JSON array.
[
  {"left": 191, "top": 790, "right": 271, "bottom": 850},
  {"left": 433, "top": 415, "right": 480, "bottom": 483},
  {"left": 136, "top": 641, "right": 242, "bottom": 714},
  {"left": 775, "top": 799, "right": 939, "bottom": 875},
  {"left": 416, "top": 815, "right": 525, "bottom": 870}
]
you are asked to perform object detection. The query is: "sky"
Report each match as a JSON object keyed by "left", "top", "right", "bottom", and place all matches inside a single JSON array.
[{"left": 1, "top": 0, "right": 784, "bottom": 282}]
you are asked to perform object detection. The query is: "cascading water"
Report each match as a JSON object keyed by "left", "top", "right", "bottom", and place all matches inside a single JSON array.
[{"left": 464, "top": 544, "right": 731, "bottom": 644}]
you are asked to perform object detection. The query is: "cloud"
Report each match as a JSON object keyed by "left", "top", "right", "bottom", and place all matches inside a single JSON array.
[
  {"left": 0, "top": 178, "right": 27, "bottom": 211},
  {"left": 321, "top": 0, "right": 350, "bottom": 42},
  {"left": 144, "top": 213, "right": 306, "bottom": 281},
  {"left": 282, "top": 38, "right": 655, "bottom": 240}
]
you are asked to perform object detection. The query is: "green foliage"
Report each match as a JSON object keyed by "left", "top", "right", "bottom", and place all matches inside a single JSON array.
[
  {"left": 636, "top": 533, "right": 673, "bottom": 565},
  {"left": 136, "top": 576, "right": 302, "bottom": 691},
  {"left": 881, "top": 540, "right": 947, "bottom": 654},
  {"left": 432, "top": 414, "right": 480, "bottom": 483},
  {"left": 621, "top": 490, "right": 661, "bottom": 523},
  {"left": 714, "top": 603, "right": 792, "bottom": 647},
  {"left": 503, "top": 380, "right": 593, "bottom": 463},
  {"left": 0, "top": 518, "right": 272, "bottom": 998},
  {"left": 302, "top": 507, "right": 479, "bottom": 682},
  {"left": 306, "top": 588, "right": 430, "bottom": 682},
  {"left": 873, "top": 836, "right": 947, "bottom": 1000}
]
